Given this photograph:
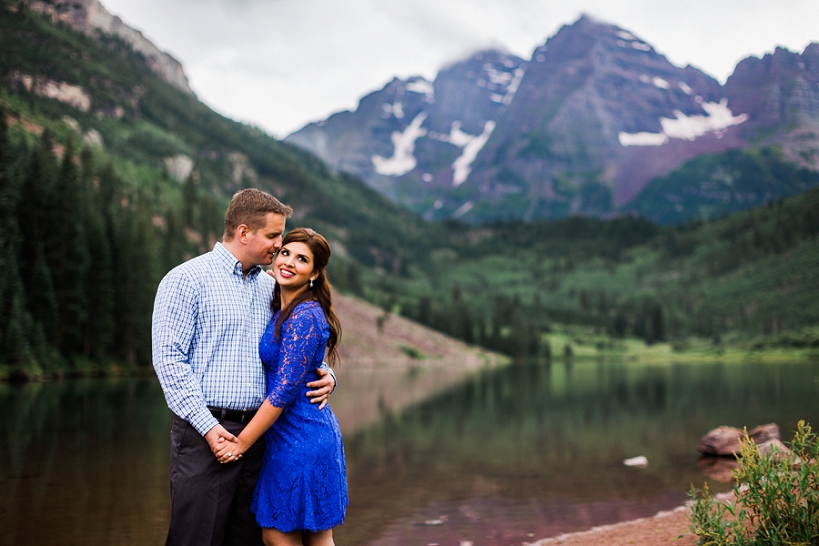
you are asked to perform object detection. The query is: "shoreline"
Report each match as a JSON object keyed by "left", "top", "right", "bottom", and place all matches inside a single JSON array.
[
  {"left": 529, "top": 491, "right": 737, "bottom": 546},
  {"left": 529, "top": 504, "right": 695, "bottom": 546}
]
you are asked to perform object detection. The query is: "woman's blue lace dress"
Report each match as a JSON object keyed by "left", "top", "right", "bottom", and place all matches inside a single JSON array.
[{"left": 251, "top": 300, "right": 348, "bottom": 532}]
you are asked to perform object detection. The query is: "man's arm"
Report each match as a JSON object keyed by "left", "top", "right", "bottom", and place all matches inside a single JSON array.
[{"left": 152, "top": 270, "right": 232, "bottom": 444}]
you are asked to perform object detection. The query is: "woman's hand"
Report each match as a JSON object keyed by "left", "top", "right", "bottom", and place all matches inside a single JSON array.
[{"left": 215, "top": 437, "right": 247, "bottom": 464}]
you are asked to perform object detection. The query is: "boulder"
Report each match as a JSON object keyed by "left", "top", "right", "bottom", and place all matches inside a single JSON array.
[
  {"left": 696, "top": 423, "right": 780, "bottom": 456},
  {"left": 697, "top": 455, "right": 738, "bottom": 482},
  {"left": 757, "top": 439, "right": 796, "bottom": 462}
]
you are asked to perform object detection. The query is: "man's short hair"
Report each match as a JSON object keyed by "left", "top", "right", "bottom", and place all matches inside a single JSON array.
[{"left": 223, "top": 188, "right": 292, "bottom": 241}]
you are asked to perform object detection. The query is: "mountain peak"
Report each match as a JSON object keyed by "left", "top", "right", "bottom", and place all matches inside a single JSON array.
[
  {"left": 286, "top": 17, "right": 818, "bottom": 224},
  {"left": 575, "top": 12, "right": 614, "bottom": 27}
]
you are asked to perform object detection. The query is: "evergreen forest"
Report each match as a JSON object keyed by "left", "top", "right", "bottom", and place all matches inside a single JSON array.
[{"left": 1, "top": 4, "right": 819, "bottom": 380}]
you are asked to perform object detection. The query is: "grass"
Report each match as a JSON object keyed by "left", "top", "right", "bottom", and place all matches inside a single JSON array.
[
  {"left": 689, "top": 421, "right": 819, "bottom": 545},
  {"left": 541, "top": 325, "right": 819, "bottom": 365},
  {"left": 399, "top": 345, "right": 426, "bottom": 360}
]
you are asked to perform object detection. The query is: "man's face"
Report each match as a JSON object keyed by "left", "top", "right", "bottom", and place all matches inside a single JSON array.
[{"left": 244, "top": 213, "right": 286, "bottom": 269}]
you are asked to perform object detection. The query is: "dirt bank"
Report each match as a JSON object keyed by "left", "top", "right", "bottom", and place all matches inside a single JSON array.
[{"left": 529, "top": 504, "right": 697, "bottom": 546}]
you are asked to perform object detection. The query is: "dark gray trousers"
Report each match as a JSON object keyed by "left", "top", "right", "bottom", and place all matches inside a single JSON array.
[{"left": 165, "top": 415, "right": 265, "bottom": 546}]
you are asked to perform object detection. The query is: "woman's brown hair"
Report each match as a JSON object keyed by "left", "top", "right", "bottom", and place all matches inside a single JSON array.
[{"left": 271, "top": 228, "right": 341, "bottom": 367}]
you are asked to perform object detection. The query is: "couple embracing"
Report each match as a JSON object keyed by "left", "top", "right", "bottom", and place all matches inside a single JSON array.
[{"left": 152, "top": 189, "right": 347, "bottom": 546}]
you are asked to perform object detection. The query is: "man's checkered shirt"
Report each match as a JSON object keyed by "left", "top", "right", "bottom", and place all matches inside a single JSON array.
[{"left": 152, "top": 243, "right": 274, "bottom": 435}]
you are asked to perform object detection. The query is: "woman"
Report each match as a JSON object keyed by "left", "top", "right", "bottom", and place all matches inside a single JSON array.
[{"left": 216, "top": 227, "right": 347, "bottom": 546}]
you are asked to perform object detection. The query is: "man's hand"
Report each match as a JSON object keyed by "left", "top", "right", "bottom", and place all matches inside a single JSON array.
[
  {"left": 215, "top": 438, "right": 247, "bottom": 464},
  {"left": 306, "top": 367, "right": 335, "bottom": 410},
  {"left": 204, "top": 424, "right": 236, "bottom": 455}
]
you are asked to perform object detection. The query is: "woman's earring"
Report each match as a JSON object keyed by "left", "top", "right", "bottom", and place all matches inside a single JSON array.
[{"left": 310, "top": 279, "right": 314, "bottom": 288}]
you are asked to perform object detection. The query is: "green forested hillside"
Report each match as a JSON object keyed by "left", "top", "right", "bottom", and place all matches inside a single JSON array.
[
  {"left": 0, "top": 5, "right": 437, "bottom": 267},
  {"left": 624, "top": 147, "right": 819, "bottom": 225},
  {"left": 383, "top": 186, "right": 819, "bottom": 356},
  {"left": 0, "top": 5, "right": 440, "bottom": 378},
  {"left": 1, "top": 4, "right": 818, "bottom": 380}
]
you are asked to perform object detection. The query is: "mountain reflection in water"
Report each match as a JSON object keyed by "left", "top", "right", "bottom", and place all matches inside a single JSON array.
[{"left": 1, "top": 359, "right": 818, "bottom": 546}]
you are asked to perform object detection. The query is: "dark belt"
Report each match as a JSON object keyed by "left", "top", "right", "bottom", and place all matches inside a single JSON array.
[{"left": 208, "top": 406, "right": 257, "bottom": 424}]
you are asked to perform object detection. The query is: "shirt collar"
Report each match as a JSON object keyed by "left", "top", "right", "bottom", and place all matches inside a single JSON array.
[{"left": 213, "top": 242, "right": 262, "bottom": 280}]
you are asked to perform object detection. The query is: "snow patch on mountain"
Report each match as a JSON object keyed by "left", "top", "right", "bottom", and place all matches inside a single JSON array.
[
  {"left": 452, "top": 200, "right": 474, "bottom": 219},
  {"left": 406, "top": 78, "right": 434, "bottom": 102},
  {"left": 652, "top": 77, "right": 669, "bottom": 89},
  {"left": 372, "top": 113, "right": 427, "bottom": 176},
  {"left": 452, "top": 120, "right": 496, "bottom": 186},
  {"left": 618, "top": 132, "right": 669, "bottom": 146},
  {"left": 483, "top": 65, "right": 525, "bottom": 106},
  {"left": 382, "top": 101, "right": 405, "bottom": 119},
  {"left": 619, "top": 99, "right": 748, "bottom": 146}
]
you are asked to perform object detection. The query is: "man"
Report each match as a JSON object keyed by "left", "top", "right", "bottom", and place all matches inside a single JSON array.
[{"left": 152, "top": 188, "right": 336, "bottom": 546}]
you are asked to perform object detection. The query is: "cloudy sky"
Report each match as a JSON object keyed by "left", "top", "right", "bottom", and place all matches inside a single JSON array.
[{"left": 102, "top": 0, "right": 819, "bottom": 138}]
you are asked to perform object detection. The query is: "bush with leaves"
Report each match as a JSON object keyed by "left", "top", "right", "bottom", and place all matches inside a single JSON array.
[{"left": 689, "top": 420, "right": 819, "bottom": 545}]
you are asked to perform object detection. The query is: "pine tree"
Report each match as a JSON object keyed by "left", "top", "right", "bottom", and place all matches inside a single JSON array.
[
  {"left": 197, "top": 193, "right": 221, "bottom": 251},
  {"left": 28, "top": 250, "right": 59, "bottom": 341},
  {"left": 3, "top": 291, "right": 33, "bottom": 368},
  {"left": 0, "top": 248, "right": 34, "bottom": 373},
  {"left": 161, "top": 208, "right": 186, "bottom": 272},
  {"left": 182, "top": 172, "right": 198, "bottom": 228},
  {"left": 0, "top": 106, "right": 19, "bottom": 246},
  {"left": 17, "top": 129, "right": 58, "bottom": 291},
  {"left": 80, "top": 149, "right": 114, "bottom": 358},
  {"left": 416, "top": 295, "right": 431, "bottom": 326},
  {"left": 49, "top": 139, "right": 89, "bottom": 354},
  {"left": 114, "top": 193, "right": 160, "bottom": 365}
]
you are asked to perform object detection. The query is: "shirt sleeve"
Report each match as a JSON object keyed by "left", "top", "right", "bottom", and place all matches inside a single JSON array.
[
  {"left": 151, "top": 269, "right": 218, "bottom": 436},
  {"left": 267, "top": 307, "right": 324, "bottom": 408},
  {"left": 319, "top": 361, "right": 337, "bottom": 390}
]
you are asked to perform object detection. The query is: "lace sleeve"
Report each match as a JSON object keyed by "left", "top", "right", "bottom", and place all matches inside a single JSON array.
[{"left": 266, "top": 306, "right": 322, "bottom": 408}]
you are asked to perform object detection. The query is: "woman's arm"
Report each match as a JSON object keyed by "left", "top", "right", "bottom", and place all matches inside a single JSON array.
[
  {"left": 216, "top": 305, "right": 324, "bottom": 463},
  {"left": 215, "top": 400, "right": 282, "bottom": 462}
]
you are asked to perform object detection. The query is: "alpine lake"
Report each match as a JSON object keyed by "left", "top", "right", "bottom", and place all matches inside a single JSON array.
[{"left": 2, "top": 358, "right": 818, "bottom": 546}]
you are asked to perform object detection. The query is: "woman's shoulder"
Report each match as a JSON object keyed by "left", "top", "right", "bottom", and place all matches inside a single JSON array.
[{"left": 290, "top": 300, "right": 328, "bottom": 326}]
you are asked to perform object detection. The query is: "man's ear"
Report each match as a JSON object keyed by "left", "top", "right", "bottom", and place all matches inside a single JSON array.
[{"left": 235, "top": 224, "right": 250, "bottom": 243}]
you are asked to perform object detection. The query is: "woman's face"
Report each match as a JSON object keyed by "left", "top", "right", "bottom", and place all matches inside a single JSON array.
[{"left": 273, "top": 241, "right": 316, "bottom": 291}]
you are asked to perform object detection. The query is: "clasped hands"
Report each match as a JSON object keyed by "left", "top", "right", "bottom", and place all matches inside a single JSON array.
[
  {"left": 204, "top": 424, "right": 244, "bottom": 464},
  {"left": 205, "top": 367, "right": 335, "bottom": 464},
  {"left": 215, "top": 434, "right": 246, "bottom": 464}
]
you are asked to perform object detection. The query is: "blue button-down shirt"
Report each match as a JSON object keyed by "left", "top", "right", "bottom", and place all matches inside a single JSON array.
[{"left": 152, "top": 243, "right": 274, "bottom": 435}]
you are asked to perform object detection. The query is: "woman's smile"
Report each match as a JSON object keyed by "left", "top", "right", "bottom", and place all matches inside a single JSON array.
[{"left": 273, "top": 241, "right": 315, "bottom": 291}]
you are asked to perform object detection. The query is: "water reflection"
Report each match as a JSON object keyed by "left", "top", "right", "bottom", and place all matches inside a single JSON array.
[
  {"left": 0, "top": 379, "right": 172, "bottom": 546},
  {"left": 1, "top": 360, "right": 818, "bottom": 546},
  {"left": 335, "top": 360, "right": 819, "bottom": 545}
]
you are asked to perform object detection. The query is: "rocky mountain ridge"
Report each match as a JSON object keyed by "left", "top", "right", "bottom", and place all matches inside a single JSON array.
[
  {"left": 20, "top": 0, "right": 191, "bottom": 94},
  {"left": 287, "top": 15, "right": 819, "bottom": 224}
]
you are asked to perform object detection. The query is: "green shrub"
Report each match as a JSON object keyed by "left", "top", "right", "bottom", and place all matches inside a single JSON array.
[
  {"left": 399, "top": 345, "right": 425, "bottom": 359},
  {"left": 689, "top": 421, "right": 819, "bottom": 545}
]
